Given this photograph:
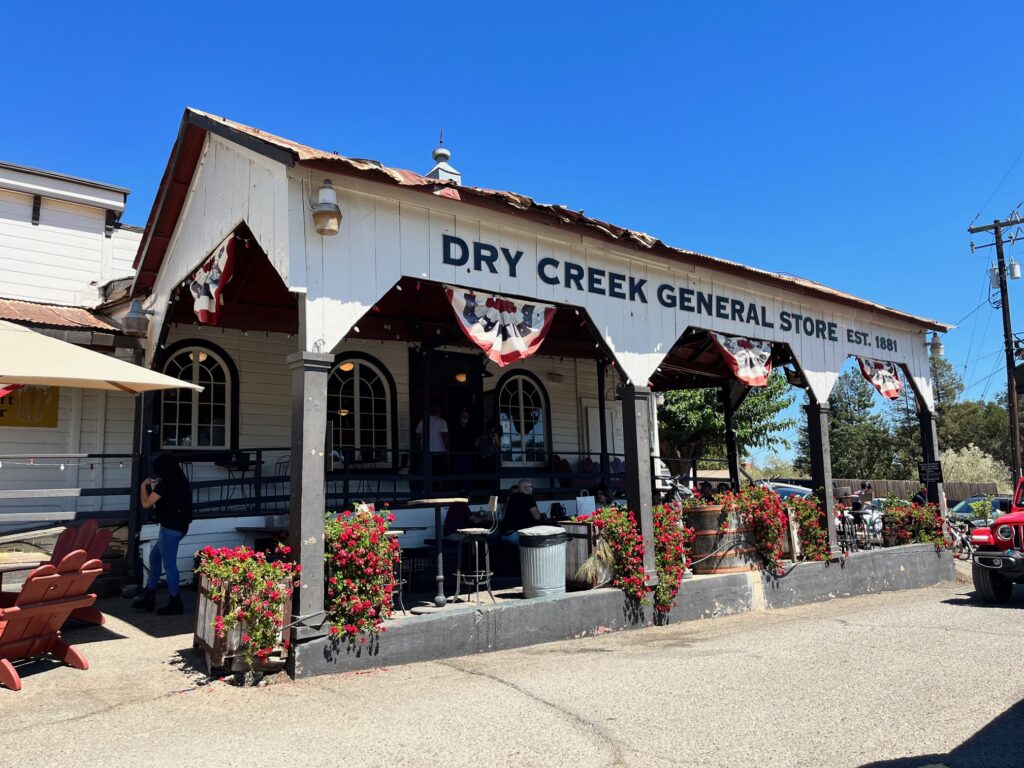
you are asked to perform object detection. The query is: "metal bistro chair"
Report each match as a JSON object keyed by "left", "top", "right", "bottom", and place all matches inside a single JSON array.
[{"left": 451, "top": 496, "right": 500, "bottom": 605}]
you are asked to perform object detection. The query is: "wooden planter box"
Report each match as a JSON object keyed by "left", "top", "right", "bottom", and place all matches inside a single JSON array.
[
  {"left": 683, "top": 504, "right": 758, "bottom": 574},
  {"left": 558, "top": 521, "right": 611, "bottom": 589},
  {"left": 193, "top": 573, "right": 291, "bottom": 675}
]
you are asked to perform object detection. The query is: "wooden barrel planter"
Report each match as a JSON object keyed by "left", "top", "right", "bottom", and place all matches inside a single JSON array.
[
  {"left": 683, "top": 505, "right": 758, "bottom": 574},
  {"left": 558, "top": 521, "right": 612, "bottom": 589},
  {"left": 193, "top": 573, "right": 291, "bottom": 675}
]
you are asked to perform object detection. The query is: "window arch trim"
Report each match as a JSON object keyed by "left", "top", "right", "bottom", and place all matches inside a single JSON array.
[
  {"left": 493, "top": 369, "right": 552, "bottom": 468},
  {"left": 329, "top": 351, "right": 399, "bottom": 471},
  {"left": 155, "top": 339, "right": 240, "bottom": 451}
]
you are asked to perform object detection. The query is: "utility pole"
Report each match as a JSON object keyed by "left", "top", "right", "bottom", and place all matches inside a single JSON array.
[{"left": 969, "top": 216, "right": 1023, "bottom": 482}]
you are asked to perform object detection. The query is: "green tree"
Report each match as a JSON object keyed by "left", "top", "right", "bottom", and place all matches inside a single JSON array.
[
  {"left": 657, "top": 369, "right": 796, "bottom": 472},
  {"left": 794, "top": 369, "right": 898, "bottom": 479}
]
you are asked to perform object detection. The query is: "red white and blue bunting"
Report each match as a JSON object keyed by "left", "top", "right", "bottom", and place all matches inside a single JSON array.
[
  {"left": 710, "top": 333, "right": 773, "bottom": 386},
  {"left": 857, "top": 357, "right": 902, "bottom": 400},
  {"left": 445, "top": 286, "right": 556, "bottom": 367},
  {"left": 189, "top": 235, "right": 237, "bottom": 325}
]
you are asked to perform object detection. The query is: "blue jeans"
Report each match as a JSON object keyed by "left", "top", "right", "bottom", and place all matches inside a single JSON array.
[{"left": 146, "top": 527, "right": 186, "bottom": 596}]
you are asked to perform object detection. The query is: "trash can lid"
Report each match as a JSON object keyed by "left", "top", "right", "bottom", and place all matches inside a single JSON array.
[{"left": 518, "top": 525, "right": 568, "bottom": 548}]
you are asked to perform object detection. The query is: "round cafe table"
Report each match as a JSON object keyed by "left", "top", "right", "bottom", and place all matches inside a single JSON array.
[{"left": 409, "top": 497, "right": 468, "bottom": 608}]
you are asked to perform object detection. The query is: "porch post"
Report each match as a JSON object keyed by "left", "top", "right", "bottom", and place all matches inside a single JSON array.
[
  {"left": 619, "top": 381, "right": 658, "bottom": 586},
  {"left": 918, "top": 409, "right": 946, "bottom": 512},
  {"left": 127, "top": 389, "right": 152, "bottom": 580},
  {"left": 720, "top": 386, "right": 741, "bottom": 493},
  {"left": 421, "top": 346, "right": 433, "bottom": 494},
  {"left": 805, "top": 400, "right": 839, "bottom": 554},
  {"left": 287, "top": 351, "right": 333, "bottom": 647},
  {"left": 597, "top": 360, "right": 610, "bottom": 483}
]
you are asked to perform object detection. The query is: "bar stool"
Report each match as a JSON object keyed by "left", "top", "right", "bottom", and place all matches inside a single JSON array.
[
  {"left": 384, "top": 530, "right": 407, "bottom": 616},
  {"left": 452, "top": 496, "right": 499, "bottom": 605}
]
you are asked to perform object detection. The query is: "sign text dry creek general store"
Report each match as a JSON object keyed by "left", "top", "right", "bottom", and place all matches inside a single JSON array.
[{"left": 442, "top": 234, "right": 901, "bottom": 353}]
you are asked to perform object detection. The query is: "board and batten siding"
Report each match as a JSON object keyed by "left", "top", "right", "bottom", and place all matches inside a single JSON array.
[
  {"left": 146, "top": 135, "right": 289, "bottom": 364},
  {"left": 281, "top": 169, "right": 937, "bottom": 409},
  {"left": 0, "top": 188, "right": 140, "bottom": 308}
]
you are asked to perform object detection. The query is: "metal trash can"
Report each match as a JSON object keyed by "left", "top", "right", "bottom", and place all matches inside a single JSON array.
[{"left": 519, "top": 525, "right": 568, "bottom": 598}]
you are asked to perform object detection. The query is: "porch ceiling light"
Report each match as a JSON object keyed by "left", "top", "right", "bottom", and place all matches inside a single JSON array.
[
  {"left": 454, "top": 372, "right": 467, "bottom": 383},
  {"left": 929, "top": 332, "right": 944, "bottom": 357},
  {"left": 122, "top": 299, "right": 153, "bottom": 338},
  {"left": 339, "top": 361, "right": 355, "bottom": 372},
  {"left": 311, "top": 179, "right": 342, "bottom": 236}
]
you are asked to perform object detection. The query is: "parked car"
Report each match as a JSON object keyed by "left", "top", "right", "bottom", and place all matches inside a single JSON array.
[
  {"left": 970, "top": 482, "right": 1024, "bottom": 603},
  {"left": 949, "top": 495, "right": 1010, "bottom": 526},
  {"left": 757, "top": 481, "right": 812, "bottom": 501}
]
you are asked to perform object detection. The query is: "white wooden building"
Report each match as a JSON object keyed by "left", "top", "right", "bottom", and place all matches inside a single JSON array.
[
  {"left": 116, "top": 109, "right": 950, "bottom": 668},
  {"left": 0, "top": 162, "right": 143, "bottom": 528}
]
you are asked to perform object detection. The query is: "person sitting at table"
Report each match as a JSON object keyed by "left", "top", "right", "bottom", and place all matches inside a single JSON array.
[
  {"left": 443, "top": 492, "right": 492, "bottom": 538},
  {"left": 500, "top": 479, "right": 542, "bottom": 544},
  {"left": 591, "top": 483, "right": 613, "bottom": 508}
]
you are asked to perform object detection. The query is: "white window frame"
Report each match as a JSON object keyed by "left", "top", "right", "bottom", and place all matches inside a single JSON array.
[
  {"left": 328, "top": 358, "right": 393, "bottom": 468},
  {"left": 498, "top": 374, "right": 548, "bottom": 468},
  {"left": 160, "top": 346, "right": 232, "bottom": 450}
]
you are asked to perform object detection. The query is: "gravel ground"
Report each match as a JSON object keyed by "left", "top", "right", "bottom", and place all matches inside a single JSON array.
[{"left": 1, "top": 574, "right": 1021, "bottom": 768}]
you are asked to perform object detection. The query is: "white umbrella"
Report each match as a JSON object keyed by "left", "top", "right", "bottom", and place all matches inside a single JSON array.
[{"left": 0, "top": 320, "right": 201, "bottom": 394}]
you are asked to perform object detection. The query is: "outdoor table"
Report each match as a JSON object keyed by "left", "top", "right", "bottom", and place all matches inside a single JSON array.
[{"left": 408, "top": 497, "right": 468, "bottom": 608}]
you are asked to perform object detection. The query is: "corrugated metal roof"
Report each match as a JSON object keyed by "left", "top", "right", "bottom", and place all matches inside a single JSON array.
[
  {"left": 136, "top": 109, "right": 951, "bottom": 332},
  {"left": 0, "top": 298, "right": 119, "bottom": 332}
]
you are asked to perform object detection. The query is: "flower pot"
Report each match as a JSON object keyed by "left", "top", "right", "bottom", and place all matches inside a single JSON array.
[
  {"left": 558, "top": 521, "right": 612, "bottom": 588},
  {"left": 683, "top": 505, "right": 758, "bottom": 574},
  {"left": 193, "top": 573, "right": 291, "bottom": 675}
]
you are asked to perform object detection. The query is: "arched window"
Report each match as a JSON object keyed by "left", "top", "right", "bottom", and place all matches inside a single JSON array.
[
  {"left": 328, "top": 356, "right": 395, "bottom": 466},
  {"left": 497, "top": 373, "right": 548, "bottom": 466},
  {"left": 161, "top": 345, "right": 232, "bottom": 449}
]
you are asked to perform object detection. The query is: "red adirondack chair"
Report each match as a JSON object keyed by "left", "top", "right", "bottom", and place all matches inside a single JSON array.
[
  {"left": 0, "top": 521, "right": 111, "bottom": 625},
  {"left": 0, "top": 550, "right": 103, "bottom": 691}
]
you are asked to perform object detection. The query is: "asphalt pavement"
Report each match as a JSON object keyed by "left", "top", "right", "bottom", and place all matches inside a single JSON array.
[{"left": 1, "top": 569, "right": 1022, "bottom": 768}]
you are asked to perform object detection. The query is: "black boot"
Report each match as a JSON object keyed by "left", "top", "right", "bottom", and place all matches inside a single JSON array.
[
  {"left": 156, "top": 594, "right": 184, "bottom": 616},
  {"left": 132, "top": 588, "right": 156, "bottom": 612}
]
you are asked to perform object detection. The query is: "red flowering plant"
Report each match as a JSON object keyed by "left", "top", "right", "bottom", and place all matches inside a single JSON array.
[
  {"left": 323, "top": 505, "right": 399, "bottom": 646},
  {"left": 720, "top": 485, "right": 789, "bottom": 575},
  {"left": 788, "top": 495, "right": 829, "bottom": 561},
  {"left": 572, "top": 506, "right": 647, "bottom": 603},
  {"left": 195, "top": 543, "right": 299, "bottom": 668},
  {"left": 652, "top": 501, "right": 695, "bottom": 614},
  {"left": 882, "top": 497, "right": 944, "bottom": 548}
]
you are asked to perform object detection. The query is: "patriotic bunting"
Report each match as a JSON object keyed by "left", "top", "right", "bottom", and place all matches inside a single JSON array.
[
  {"left": 710, "top": 333, "right": 773, "bottom": 386},
  {"left": 189, "top": 235, "right": 237, "bottom": 325},
  {"left": 445, "top": 286, "right": 556, "bottom": 366},
  {"left": 857, "top": 357, "right": 902, "bottom": 400},
  {"left": 0, "top": 384, "right": 23, "bottom": 399}
]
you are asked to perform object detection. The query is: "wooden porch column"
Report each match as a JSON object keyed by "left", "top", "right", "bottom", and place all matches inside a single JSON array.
[
  {"left": 720, "top": 386, "right": 741, "bottom": 493},
  {"left": 620, "top": 381, "right": 658, "bottom": 586},
  {"left": 597, "top": 360, "right": 610, "bottom": 483},
  {"left": 918, "top": 409, "right": 946, "bottom": 512},
  {"left": 805, "top": 400, "right": 839, "bottom": 554},
  {"left": 287, "top": 351, "right": 333, "bottom": 647}
]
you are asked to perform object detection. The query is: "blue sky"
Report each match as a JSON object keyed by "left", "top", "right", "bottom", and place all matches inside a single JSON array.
[{"left": 4, "top": 3, "right": 1023, "bottom": 462}]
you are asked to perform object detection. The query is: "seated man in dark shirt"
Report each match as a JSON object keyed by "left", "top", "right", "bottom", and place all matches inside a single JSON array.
[{"left": 500, "top": 479, "right": 542, "bottom": 543}]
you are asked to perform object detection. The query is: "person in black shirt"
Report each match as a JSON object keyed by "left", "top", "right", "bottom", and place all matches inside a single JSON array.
[
  {"left": 500, "top": 479, "right": 542, "bottom": 543},
  {"left": 911, "top": 485, "right": 928, "bottom": 506},
  {"left": 133, "top": 454, "right": 193, "bottom": 615}
]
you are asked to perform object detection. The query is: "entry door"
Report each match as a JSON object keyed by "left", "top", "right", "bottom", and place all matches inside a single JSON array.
[{"left": 583, "top": 399, "right": 624, "bottom": 456}]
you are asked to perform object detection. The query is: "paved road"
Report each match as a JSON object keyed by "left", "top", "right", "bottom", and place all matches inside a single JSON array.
[{"left": 2, "top": 571, "right": 1023, "bottom": 768}]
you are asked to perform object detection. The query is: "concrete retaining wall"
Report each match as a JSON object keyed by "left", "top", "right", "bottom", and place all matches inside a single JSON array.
[{"left": 290, "top": 544, "right": 953, "bottom": 679}]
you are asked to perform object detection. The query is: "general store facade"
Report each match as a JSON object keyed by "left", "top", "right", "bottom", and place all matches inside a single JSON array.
[{"left": 109, "top": 109, "right": 951, "bottom": 658}]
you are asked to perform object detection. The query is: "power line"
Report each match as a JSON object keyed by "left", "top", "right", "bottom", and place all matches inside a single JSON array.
[{"left": 971, "top": 144, "right": 1024, "bottom": 226}]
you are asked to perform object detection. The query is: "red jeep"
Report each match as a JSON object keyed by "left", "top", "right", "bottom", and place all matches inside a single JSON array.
[{"left": 971, "top": 478, "right": 1024, "bottom": 603}]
